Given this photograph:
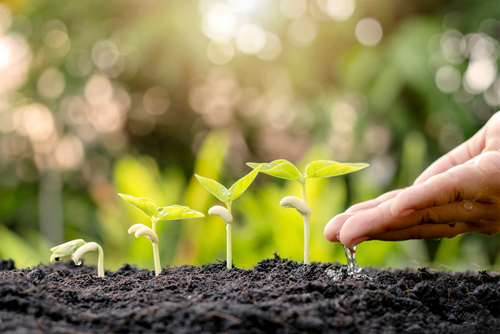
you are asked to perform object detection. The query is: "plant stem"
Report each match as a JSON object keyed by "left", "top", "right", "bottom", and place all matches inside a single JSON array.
[
  {"left": 151, "top": 217, "right": 161, "bottom": 276},
  {"left": 300, "top": 181, "right": 310, "bottom": 264},
  {"left": 226, "top": 205, "right": 232, "bottom": 269},
  {"left": 300, "top": 180, "right": 308, "bottom": 204},
  {"left": 153, "top": 242, "right": 161, "bottom": 276},
  {"left": 303, "top": 214, "right": 310, "bottom": 264},
  {"left": 96, "top": 244, "right": 104, "bottom": 277}
]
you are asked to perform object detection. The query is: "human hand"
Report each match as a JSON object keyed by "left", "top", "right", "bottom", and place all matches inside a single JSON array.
[{"left": 324, "top": 111, "right": 500, "bottom": 248}]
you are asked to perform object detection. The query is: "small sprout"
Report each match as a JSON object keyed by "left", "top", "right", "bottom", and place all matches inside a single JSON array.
[
  {"left": 119, "top": 194, "right": 204, "bottom": 276},
  {"left": 195, "top": 166, "right": 261, "bottom": 269},
  {"left": 50, "top": 239, "right": 105, "bottom": 277},
  {"left": 280, "top": 196, "right": 311, "bottom": 217},
  {"left": 248, "top": 159, "right": 368, "bottom": 264}
]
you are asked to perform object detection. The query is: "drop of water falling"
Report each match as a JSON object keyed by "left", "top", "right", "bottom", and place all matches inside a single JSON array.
[
  {"left": 326, "top": 245, "right": 368, "bottom": 282},
  {"left": 463, "top": 200, "right": 473, "bottom": 212},
  {"left": 74, "top": 260, "right": 82, "bottom": 266}
]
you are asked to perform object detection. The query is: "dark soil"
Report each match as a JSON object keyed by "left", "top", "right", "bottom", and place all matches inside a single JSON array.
[{"left": 0, "top": 255, "right": 498, "bottom": 334}]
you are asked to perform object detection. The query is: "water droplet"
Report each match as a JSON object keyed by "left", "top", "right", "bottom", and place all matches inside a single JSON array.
[
  {"left": 463, "top": 200, "right": 473, "bottom": 212},
  {"left": 74, "top": 260, "right": 82, "bottom": 266},
  {"left": 342, "top": 245, "right": 363, "bottom": 277}
]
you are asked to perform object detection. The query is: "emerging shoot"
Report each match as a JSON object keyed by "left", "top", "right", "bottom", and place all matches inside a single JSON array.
[
  {"left": 119, "top": 194, "right": 204, "bottom": 277},
  {"left": 50, "top": 239, "right": 105, "bottom": 277},
  {"left": 248, "top": 159, "right": 368, "bottom": 265},
  {"left": 195, "top": 166, "right": 261, "bottom": 269}
]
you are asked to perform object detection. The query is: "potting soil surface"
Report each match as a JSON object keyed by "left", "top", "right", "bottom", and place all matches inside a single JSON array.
[{"left": 0, "top": 256, "right": 498, "bottom": 334}]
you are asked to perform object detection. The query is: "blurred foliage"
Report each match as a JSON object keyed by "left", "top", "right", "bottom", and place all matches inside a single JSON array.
[{"left": 0, "top": 0, "right": 498, "bottom": 271}]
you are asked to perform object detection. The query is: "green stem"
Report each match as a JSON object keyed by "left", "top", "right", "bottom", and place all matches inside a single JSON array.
[
  {"left": 152, "top": 217, "right": 157, "bottom": 234},
  {"left": 300, "top": 180, "right": 308, "bottom": 204},
  {"left": 226, "top": 204, "right": 232, "bottom": 269},
  {"left": 97, "top": 244, "right": 104, "bottom": 277},
  {"left": 153, "top": 242, "right": 161, "bottom": 276},
  {"left": 300, "top": 180, "right": 310, "bottom": 264}
]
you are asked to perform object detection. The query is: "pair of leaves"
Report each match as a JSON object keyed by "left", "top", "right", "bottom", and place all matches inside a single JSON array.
[
  {"left": 195, "top": 166, "right": 261, "bottom": 206},
  {"left": 118, "top": 194, "right": 204, "bottom": 220},
  {"left": 246, "top": 159, "right": 368, "bottom": 181}
]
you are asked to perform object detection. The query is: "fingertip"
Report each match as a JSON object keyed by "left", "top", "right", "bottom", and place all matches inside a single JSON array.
[
  {"left": 324, "top": 213, "right": 353, "bottom": 242},
  {"left": 343, "top": 236, "right": 369, "bottom": 248},
  {"left": 323, "top": 217, "right": 337, "bottom": 241}
]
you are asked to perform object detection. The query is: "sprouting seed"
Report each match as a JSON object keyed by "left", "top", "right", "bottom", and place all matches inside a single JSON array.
[{"left": 50, "top": 239, "right": 105, "bottom": 277}]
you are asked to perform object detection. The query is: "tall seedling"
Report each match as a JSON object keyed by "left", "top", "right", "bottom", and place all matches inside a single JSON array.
[
  {"left": 247, "top": 160, "right": 368, "bottom": 264},
  {"left": 195, "top": 166, "right": 261, "bottom": 269},
  {"left": 119, "top": 194, "right": 204, "bottom": 276}
]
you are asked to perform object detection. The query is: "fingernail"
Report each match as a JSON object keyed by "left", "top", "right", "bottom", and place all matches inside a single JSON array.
[
  {"left": 397, "top": 209, "right": 415, "bottom": 217},
  {"left": 336, "top": 231, "right": 341, "bottom": 243}
]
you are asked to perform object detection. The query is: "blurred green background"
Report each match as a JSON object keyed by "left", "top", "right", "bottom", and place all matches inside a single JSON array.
[{"left": 0, "top": 0, "right": 498, "bottom": 271}]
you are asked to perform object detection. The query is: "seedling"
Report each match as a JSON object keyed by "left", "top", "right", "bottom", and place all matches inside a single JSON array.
[
  {"left": 50, "top": 239, "right": 104, "bottom": 277},
  {"left": 247, "top": 159, "right": 368, "bottom": 265},
  {"left": 195, "top": 166, "right": 261, "bottom": 269},
  {"left": 119, "top": 194, "right": 204, "bottom": 276}
]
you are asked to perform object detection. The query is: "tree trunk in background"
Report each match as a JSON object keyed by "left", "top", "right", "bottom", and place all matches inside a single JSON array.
[{"left": 39, "top": 170, "right": 63, "bottom": 250}]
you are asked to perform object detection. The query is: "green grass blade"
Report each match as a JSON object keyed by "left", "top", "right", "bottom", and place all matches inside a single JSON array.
[
  {"left": 228, "top": 166, "right": 261, "bottom": 201},
  {"left": 304, "top": 160, "right": 369, "bottom": 179},
  {"left": 157, "top": 205, "right": 205, "bottom": 220},
  {"left": 118, "top": 193, "right": 158, "bottom": 218},
  {"left": 194, "top": 174, "right": 230, "bottom": 204},
  {"left": 247, "top": 159, "right": 301, "bottom": 181}
]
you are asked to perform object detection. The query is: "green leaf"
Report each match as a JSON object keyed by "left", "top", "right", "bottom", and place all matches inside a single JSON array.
[
  {"left": 228, "top": 166, "right": 261, "bottom": 201},
  {"left": 304, "top": 160, "right": 369, "bottom": 179},
  {"left": 247, "top": 160, "right": 301, "bottom": 181},
  {"left": 157, "top": 205, "right": 205, "bottom": 220},
  {"left": 50, "top": 239, "right": 86, "bottom": 261},
  {"left": 118, "top": 193, "right": 158, "bottom": 218},
  {"left": 194, "top": 174, "right": 230, "bottom": 204}
]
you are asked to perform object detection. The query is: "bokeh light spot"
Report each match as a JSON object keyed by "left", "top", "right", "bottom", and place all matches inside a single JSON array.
[
  {"left": 326, "top": 0, "right": 355, "bottom": 22},
  {"left": 201, "top": 2, "right": 237, "bottom": 41},
  {"left": 257, "top": 33, "right": 282, "bottom": 61},
  {"left": 37, "top": 68, "right": 65, "bottom": 99},
  {"left": 143, "top": 86, "right": 170, "bottom": 115},
  {"left": 464, "top": 59, "right": 497, "bottom": 93},
  {"left": 207, "top": 40, "right": 235, "bottom": 65},
  {"left": 288, "top": 18, "right": 317, "bottom": 47},
  {"left": 280, "top": 0, "right": 307, "bottom": 19},
  {"left": 355, "top": 18, "right": 383, "bottom": 46},
  {"left": 55, "top": 135, "right": 85, "bottom": 171},
  {"left": 235, "top": 24, "right": 266, "bottom": 54},
  {"left": 435, "top": 66, "right": 461, "bottom": 93}
]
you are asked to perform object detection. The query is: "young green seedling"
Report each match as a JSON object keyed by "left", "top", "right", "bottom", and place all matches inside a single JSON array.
[
  {"left": 118, "top": 194, "right": 204, "bottom": 276},
  {"left": 195, "top": 166, "right": 261, "bottom": 269},
  {"left": 247, "top": 159, "right": 368, "bottom": 265},
  {"left": 50, "top": 239, "right": 105, "bottom": 277}
]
